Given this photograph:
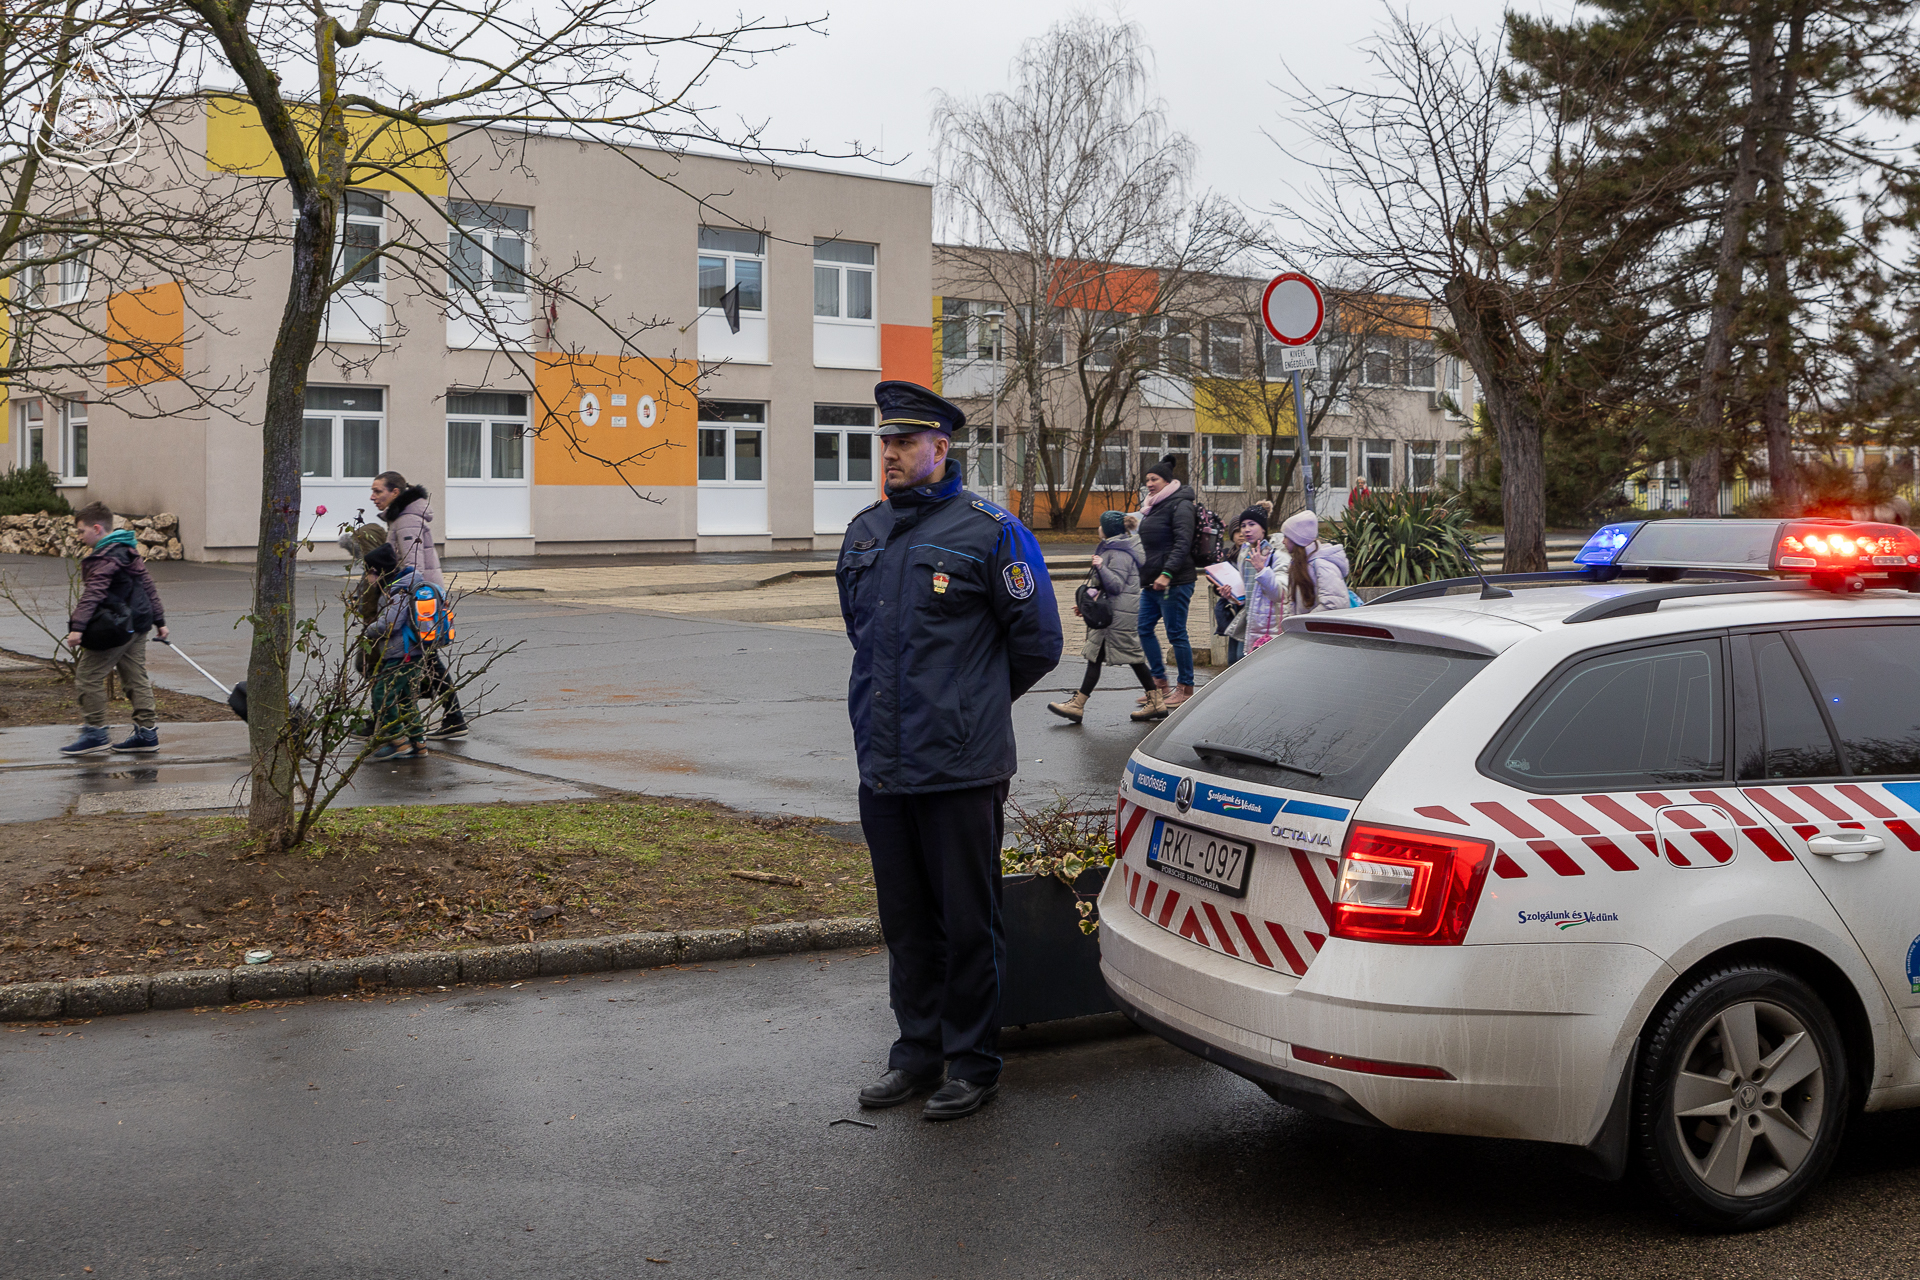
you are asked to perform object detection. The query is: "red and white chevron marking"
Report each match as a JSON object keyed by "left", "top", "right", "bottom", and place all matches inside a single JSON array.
[
  {"left": 1113, "top": 794, "right": 1333, "bottom": 977},
  {"left": 1413, "top": 783, "right": 1920, "bottom": 878}
]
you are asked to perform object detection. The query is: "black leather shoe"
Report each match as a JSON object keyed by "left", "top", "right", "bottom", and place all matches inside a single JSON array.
[
  {"left": 859, "top": 1068, "right": 943, "bottom": 1109},
  {"left": 922, "top": 1077, "right": 999, "bottom": 1121}
]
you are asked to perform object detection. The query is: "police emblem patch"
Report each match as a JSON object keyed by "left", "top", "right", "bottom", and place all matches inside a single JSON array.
[
  {"left": 933, "top": 572, "right": 950, "bottom": 594},
  {"left": 1003, "top": 561, "right": 1036, "bottom": 599}
]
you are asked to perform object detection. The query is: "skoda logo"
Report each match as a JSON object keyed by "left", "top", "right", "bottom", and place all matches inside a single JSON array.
[{"left": 1175, "top": 776, "right": 1195, "bottom": 813}]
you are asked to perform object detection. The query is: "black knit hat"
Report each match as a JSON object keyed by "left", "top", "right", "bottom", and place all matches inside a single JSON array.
[
  {"left": 363, "top": 543, "right": 398, "bottom": 575},
  {"left": 1236, "top": 506, "right": 1270, "bottom": 533},
  {"left": 1145, "top": 454, "right": 1178, "bottom": 481}
]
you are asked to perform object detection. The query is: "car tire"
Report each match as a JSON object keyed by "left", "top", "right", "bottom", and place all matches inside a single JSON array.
[{"left": 1633, "top": 964, "right": 1849, "bottom": 1231}]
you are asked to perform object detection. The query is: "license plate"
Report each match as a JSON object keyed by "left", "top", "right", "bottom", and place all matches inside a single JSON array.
[{"left": 1146, "top": 818, "right": 1254, "bottom": 898}]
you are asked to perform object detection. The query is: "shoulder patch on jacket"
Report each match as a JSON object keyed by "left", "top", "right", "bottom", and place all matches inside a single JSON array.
[
  {"left": 1002, "top": 561, "right": 1037, "bottom": 599},
  {"left": 970, "top": 500, "right": 1008, "bottom": 522}
]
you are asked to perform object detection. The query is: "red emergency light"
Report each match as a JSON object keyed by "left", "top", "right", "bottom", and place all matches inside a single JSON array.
[{"left": 1773, "top": 521, "right": 1920, "bottom": 583}]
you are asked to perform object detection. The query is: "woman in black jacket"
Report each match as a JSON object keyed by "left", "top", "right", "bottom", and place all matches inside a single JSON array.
[{"left": 1134, "top": 455, "right": 1198, "bottom": 711}]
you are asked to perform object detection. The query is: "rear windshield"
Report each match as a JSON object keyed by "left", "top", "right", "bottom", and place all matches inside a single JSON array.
[{"left": 1139, "top": 633, "right": 1489, "bottom": 800}]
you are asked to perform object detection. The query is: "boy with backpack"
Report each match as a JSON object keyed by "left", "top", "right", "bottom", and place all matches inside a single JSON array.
[
  {"left": 60, "top": 502, "right": 169, "bottom": 757},
  {"left": 359, "top": 542, "right": 453, "bottom": 760}
]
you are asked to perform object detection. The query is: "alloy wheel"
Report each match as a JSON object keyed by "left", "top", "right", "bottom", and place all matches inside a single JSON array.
[{"left": 1669, "top": 998, "right": 1826, "bottom": 1198}]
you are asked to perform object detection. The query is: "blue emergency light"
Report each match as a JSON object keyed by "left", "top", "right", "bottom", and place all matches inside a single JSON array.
[{"left": 1572, "top": 522, "right": 1643, "bottom": 567}]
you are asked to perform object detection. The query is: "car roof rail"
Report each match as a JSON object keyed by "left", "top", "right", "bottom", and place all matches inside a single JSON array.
[
  {"left": 1562, "top": 579, "right": 1817, "bottom": 624},
  {"left": 1371, "top": 567, "right": 1763, "bottom": 605}
]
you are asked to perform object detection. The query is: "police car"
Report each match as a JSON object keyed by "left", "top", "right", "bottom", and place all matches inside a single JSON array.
[{"left": 1099, "top": 518, "right": 1920, "bottom": 1229}]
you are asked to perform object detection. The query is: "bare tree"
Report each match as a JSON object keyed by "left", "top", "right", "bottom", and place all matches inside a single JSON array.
[
  {"left": 1278, "top": 15, "right": 1619, "bottom": 571},
  {"left": 934, "top": 14, "right": 1243, "bottom": 529}
]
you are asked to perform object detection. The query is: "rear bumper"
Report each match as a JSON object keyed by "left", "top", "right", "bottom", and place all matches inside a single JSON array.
[
  {"left": 1103, "top": 976, "right": 1384, "bottom": 1128},
  {"left": 1099, "top": 870, "right": 1676, "bottom": 1147}
]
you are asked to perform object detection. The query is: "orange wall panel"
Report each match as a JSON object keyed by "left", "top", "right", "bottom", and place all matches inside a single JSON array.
[
  {"left": 532, "top": 353, "right": 699, "bottom": 488},
  {"left": 1049, "top": 262, "right": 1160, "bottom": 315},
  {"left": 881, "top": 324, "right": 933, "bottom": 388},
  {"left": 105, "top": 282, "right": 185, "bottom": 386}
]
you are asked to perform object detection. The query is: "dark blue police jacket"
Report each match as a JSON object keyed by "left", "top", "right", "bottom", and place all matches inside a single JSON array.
[{"left": 838, "top": 462, "right": 1063, "bottom": 795}]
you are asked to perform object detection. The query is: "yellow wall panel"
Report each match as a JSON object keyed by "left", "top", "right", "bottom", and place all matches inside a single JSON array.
[
  {"left": 205, "top": 96, "right": 448, "bottom": 196},
  {"left": 532, "top": 354, "right": 698, "bottom": 488},
  {"left": 1194, "top": 378, "right": 1294, "bottom": 435}
]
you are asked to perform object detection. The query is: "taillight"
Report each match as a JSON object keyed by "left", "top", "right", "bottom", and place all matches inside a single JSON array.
[{"left": 1332, "top": 823, "right": 1493, "bottom": 946}]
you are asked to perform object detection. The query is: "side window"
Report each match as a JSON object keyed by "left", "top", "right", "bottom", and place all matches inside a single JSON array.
[
  {"left": 1491, "top": 639, "right": 1724, "bottom": 791},
  {"left": 1752, "top": 633, "right": 1842, "bottom": 779},
  {"left": 1789, "top": 625, "right": 1920, "bottom": 777}
]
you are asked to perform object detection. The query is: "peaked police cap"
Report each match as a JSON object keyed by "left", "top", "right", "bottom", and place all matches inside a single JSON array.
[{"left": 874, "top": 380, "right": 966, "bottom": 437}]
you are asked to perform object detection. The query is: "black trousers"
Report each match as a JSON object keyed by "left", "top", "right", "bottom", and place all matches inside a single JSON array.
[
  {"left": 417, "top": 651, "right": 465, "bottom": 724},
  {"left": 859, "top": 780, "right": 1009, "bottom": 1086}
]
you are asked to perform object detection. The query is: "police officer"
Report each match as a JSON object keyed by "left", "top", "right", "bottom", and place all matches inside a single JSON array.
[{"left": 838, "top": 380, "right": 1063, "bottom": 1121}]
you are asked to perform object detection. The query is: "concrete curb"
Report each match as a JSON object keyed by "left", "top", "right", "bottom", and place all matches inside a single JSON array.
[{"left": 0, "top": 918, "right": 883, "bottom": 1022}]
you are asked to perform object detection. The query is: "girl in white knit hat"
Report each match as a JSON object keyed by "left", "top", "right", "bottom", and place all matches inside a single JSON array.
[{"left": 1276, "top": 509, "right": 1352, "bottom": 619}]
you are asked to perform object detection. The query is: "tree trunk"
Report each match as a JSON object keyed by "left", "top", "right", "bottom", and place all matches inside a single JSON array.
[
  {"left": 1019, "top": 367, "right": 1044, "bottom": 528},
  {"left": 1445, "top": 277, "right": 1546, "bottom": 573},
  {"left": 1759, "top": 5, "right": 1807, "bottom": 515},
  {"left": 1691, "top": 11, "right": 1772, "bottom": 518}
]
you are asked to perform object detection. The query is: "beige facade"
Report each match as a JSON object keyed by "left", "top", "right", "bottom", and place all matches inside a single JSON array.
[
  {"left": 8, "top": 102, "right": 934, "bottom": 559},
  {"left": 931, "top": 246, "right": 1480, "bottom": 527}
]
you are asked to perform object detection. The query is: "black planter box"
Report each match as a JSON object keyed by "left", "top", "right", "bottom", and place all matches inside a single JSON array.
[{"left": 1000, "top": 866, "right": 1115, "bottom": 1028}]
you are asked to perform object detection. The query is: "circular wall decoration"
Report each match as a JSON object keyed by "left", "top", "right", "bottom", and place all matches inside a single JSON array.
[
  {"left": 578, "top": 392, "right": 601, "bottom": 427},
  {"left": 636, "top": 394, "right": 657, "bottom": 429}
]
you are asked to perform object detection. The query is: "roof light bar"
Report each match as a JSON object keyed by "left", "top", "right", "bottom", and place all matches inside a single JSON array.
[
  {"left": 1774, "top": 520, "right": 1920, "bottom": 574},
  {"left": 1573, "top": 521, "right": 1643, "bottom": 567}
]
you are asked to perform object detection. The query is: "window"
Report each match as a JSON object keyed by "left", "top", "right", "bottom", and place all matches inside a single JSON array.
[
  {"left": 448, "top": 202, "right": 528, "bottom": 297},
  {"left": 1152, "top": 316, "right": 1192, "bottom": 372},
  {"left": 1202, "top": 435, "right": 1243, "bottom": 489},
  {"left": 1207, "top": 321, "right": 1243, "bottom": 377},
  {"left": 1788, "top": 626, "right": 1920, "bottom": 776},
  {"left": 1137, "top": 432, "right": 1191, "bottom": 486},
  {"left": 301, "top": 386, "right": 384, "bottom": 481},
  {"left": 445, "top": 391, "right": 527, "bottom": 483},
  {"left": 1444, "top": 358, "right": 1465, "bottom": 418},
  {"left": 18, "top": 399, "right": 44, "bottom": 468},
  {"left": 1086, "top": 311, "right": 1128, "bottom": 370},
  {"left": 697, "top": 227, "right": 765, "bottom": 313},
  {"left": 341, "top": 191, "right": 384, "bottom": 284},
  {"left": 941, "top": 298, "right": 974, "bottom": 362},
  {"left": 1319, "top": 437, "right": 1351, "bottom": 489},
  {"left": 23, "top": 235, "right": 89, "bottom": 305},
  {"left": 813, "top": 240, "right": 874, "bottom": 320},
  {"left": 1312, "top": 339, "right": 1354, "bottom": 416},
  {"left": 1142, "top": 633, "right": 1489, "bottom": 800},
  {"left": 1408, "top": 440, "right": 1437, "bottom": 490},
  {"left": 1362, "top": 438, "right": 1393, "bottom": 488},
  {"left": 948, "top": 426, "right": 1004, "bottom": 490},
  {"left": 1362, "top": 339, "right": 1394, "bottom": 387},
  {"left": 61, "top": 399, "right": 86, "bottom": 480},
  {"left": 813, "top": 404, "right": 875, "bottom": 484},
  {"left": 1014, "top": 304, "right": 1066, "bottom": 366},
  {"left": 57, "top": 239, "right": 90, "bottom": 304},
  {"left": 1404, "top": 339, "right": 1437, "bottom": 391},
  {"left": 1260, "top": 435, "right": 1348, "bottom": 492},
  {"left": 1093, "top": 437, "right": 1129, "bottom": 489},
  {"left": 1749, "top": 633, "right": 1841, "bottom": 779},
  {"left": 697, "top": 400, "right": 765, "bottom": 484},
  {"left": 1490, "top": 640, "right": 1724, "bottom": 791},
  {"left": 1442, "top": 441, "right": 1463, "bottom": 488}
]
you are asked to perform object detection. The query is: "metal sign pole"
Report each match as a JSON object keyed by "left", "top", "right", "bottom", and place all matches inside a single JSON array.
[{"left": 1290, "top": 368, "right": 1313, "bottom": 516}]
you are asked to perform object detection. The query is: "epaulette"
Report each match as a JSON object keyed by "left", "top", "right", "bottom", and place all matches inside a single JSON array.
[
  {"left": 854, "top": 498, "right": 887, "bottom": 518},
  {"left": 970, "top": 500, "right": 1008, "bottom": 522}
]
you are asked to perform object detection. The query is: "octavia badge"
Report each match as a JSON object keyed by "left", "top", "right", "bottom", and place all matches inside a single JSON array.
[{"left": 1175, "top": 776, "right": 1194, "bottom": 813}]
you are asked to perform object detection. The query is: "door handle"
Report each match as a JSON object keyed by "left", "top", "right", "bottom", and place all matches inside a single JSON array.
[{"left": 1807, "top": 832, "right": 1885, "bottom": 858}]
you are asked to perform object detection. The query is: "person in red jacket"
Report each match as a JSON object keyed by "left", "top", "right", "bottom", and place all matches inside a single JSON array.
[{"left": 60, "top": 502, "right": 168, "bottom": 757}]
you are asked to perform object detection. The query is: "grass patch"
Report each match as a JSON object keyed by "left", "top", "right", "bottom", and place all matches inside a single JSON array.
[{"left": 0, "top": 798, "right": 874, "bottom": 984}]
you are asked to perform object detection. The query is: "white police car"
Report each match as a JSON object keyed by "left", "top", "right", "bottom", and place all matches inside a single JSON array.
[{"left": 1099, "top": 518, "right": 1920, "bottom": 1229}]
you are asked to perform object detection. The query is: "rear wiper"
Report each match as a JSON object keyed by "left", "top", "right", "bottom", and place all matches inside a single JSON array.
[{"left": 1192, "top": 740, "right": 1324, "bottom": 778}]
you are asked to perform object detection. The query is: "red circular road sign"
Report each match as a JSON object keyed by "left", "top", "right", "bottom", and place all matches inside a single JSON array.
[{"left": 1261, "top": 273, "right": 1324, "bottom": 346}]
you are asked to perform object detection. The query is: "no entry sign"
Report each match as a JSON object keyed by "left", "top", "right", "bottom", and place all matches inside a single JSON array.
[{"left": 1261, "top": 273, "right": 1324, "bottom": 346}]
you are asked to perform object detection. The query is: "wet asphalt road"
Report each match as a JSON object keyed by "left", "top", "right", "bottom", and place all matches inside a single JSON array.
[
  {"left": 0, "top": 554, "right": 1150, "bottom": 822},
  {"left": 8, "top": 948, "right": 1920, "bottom": 1280}
]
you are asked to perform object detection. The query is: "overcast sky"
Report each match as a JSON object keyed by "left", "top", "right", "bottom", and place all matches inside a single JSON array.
[{"left": 662, "top": 0, "right": 1574, "bottom": 222}]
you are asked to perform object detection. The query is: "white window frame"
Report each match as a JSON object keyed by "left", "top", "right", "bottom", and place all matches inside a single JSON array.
[
  {"left": 325, "top": 191, "right": 387, "bottom": 345},
  {"left": 446, "top": 201, "right": 532, "bottom": 350},
  {"left": 1442, "top": 440, "right": 1464, "bottom": 488},
  {"left": 697, "top": 228, "right": 766, "bottom": 317},
  {"left": 17, "top": 398, "right": 45, "bottom": 470},
  {"left": 301, "top": 386, "right": 386, "bottom": 483},
  {"left": 1206, "top": 320, "right": 1243, "bottom": 377},
  {"left": 1201, "top": 435, "right": 1244, "bottom": 490},
  {"left": 1407, "top": 439, "right": 1438, "bottom": 490},
  {"left": 1260, "top": 434, "right": 1351, "bottom": 492},
  {"left": 1137, "top": 431, "right": 1192, "bottom": 487},
  {"left": 445, "top": 391, "right": 529, "bottom": 484},
  {"left": 696, "top": 400, "right": 767, "bottom": 487},
  {"left": 1092, "top": 436, "right": 1129, "bottom": 490},
  {"left": 1361, "top": 338, "right": 1394, "bottom": 388},
  {"left": 1361, "top": 437, "right": 1394, "bottom": 489},
  {"left": 1443, "top": 357, "right": 1466, "bottom": 419},
  {"left": 813, "top": 239, "right": 875, "bottom": 323},
  {"left": 57, "top": 238, "right": 90, "bottom": 305},
  {"left": 813, "top": 405, "right": 877, "bottom": 486},
  {"left": 1405, "top": 338, "right": 1437, "bottom": 391},
  {"left": 61, "top": 398, "right": 87, "bottom": 481}
]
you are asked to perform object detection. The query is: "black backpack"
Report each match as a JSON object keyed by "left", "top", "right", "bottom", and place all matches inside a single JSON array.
[
  {"left": 1075, "top": 567, "right": 1114, "bottom": 630},
  {"left": 1192, "top": 505, "right": 1229, "bottom": 569},
  {"left": 80, "top": 546, "right": 154, "bottom": 651}
]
